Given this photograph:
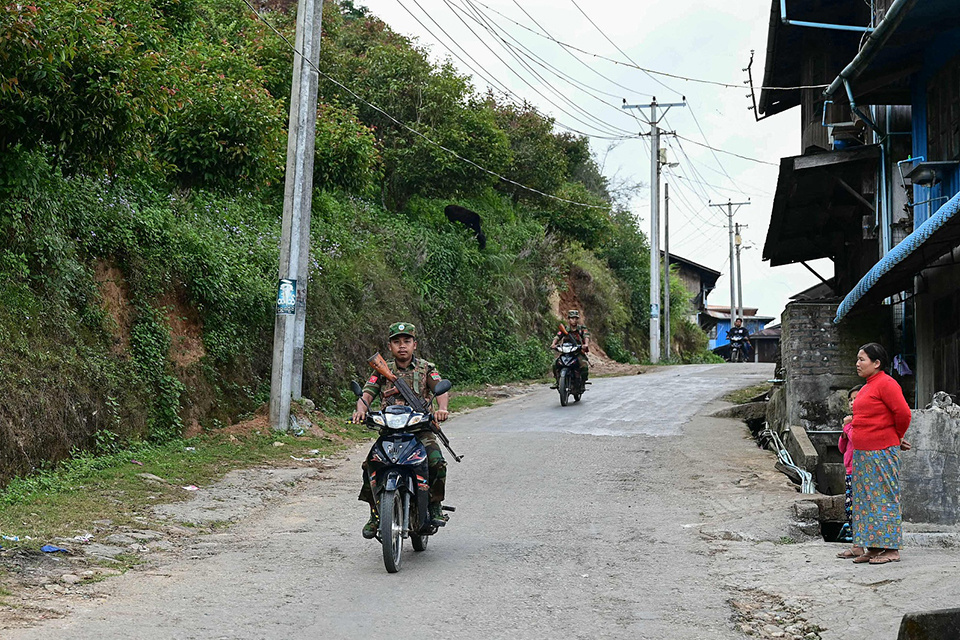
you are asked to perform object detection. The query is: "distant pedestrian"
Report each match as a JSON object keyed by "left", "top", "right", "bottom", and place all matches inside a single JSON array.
[
  {"left": 848, "top": 343, "right": 912, "bottom": 565},
  {"left": 836, "top": 384, "right": 862, "bottom": 559}
]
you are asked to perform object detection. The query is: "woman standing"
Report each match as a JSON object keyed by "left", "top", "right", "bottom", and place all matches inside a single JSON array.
[{"left": 848, "top": 343, "right": 912, "bottom": 565}]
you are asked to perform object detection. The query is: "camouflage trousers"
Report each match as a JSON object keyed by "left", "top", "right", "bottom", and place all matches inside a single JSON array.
[{"left": 359, "top": 431, "right": 446, "bottom": 506}]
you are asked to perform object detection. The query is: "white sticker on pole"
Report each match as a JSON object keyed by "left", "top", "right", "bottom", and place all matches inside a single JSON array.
[{"left": 277, "top": 279, "right": 297, "bottom": 315}]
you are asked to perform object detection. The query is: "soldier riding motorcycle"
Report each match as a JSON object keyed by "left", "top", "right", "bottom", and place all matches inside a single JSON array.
[
  {"left": 350, "top": 322, "right": 461, "bottom": 573},
  {"left": 550, "top": 310, "right": 590, "bottom": 406}
]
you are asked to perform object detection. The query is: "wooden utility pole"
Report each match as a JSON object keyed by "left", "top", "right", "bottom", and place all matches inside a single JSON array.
[{"left": 270, "top": 0, "right": 323, "bottom": 431}]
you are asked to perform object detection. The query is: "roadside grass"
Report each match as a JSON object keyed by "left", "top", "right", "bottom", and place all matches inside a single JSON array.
[
  {"left": 448, "top": 394, "right": 493, "bottom": 412},
  {"left": 723, "top": 382, "right": 774, "bottom": 405},
  {"left": 0, "top": 396, "right": 492, "bottom": 548},
  {"left": 0, "top": 423, "right": 367, "bottom": 547}
]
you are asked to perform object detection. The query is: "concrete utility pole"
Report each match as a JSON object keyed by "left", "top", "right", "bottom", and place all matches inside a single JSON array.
[
  {"left": 709, "top": 199, "right": 750, "bottom": 331},
  {"left": 735, "top": 223, "right": 748, "bottom": 321},
  {"left": 270, "top": 0, "right": 323, "bottom": 431},
  {"left": 663, "top": 182, "right": 671, "bottom": 360},
  {"left": 622, "top": 97, "right": 685, "bottom": 363}
]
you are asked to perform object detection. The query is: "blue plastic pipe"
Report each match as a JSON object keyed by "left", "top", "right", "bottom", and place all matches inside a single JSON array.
[{"left": 835, "top": 188, "right": 960, "bottom": 323}]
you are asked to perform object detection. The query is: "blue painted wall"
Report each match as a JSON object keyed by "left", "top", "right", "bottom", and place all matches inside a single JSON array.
[
  {"left": 711, "top": 317, "right": 768, "bottom": 349},
  {"left": 910, "top": 29, "right": 960, "bottom": 228}
]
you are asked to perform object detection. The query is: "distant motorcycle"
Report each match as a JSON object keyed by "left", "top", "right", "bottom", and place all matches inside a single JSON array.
[
  {"left": 350, "top": 375, "right": 456, "bottom": 574},
  {"left": 553, "top": 336, "right": 586, "bottom": 406},
  {"left": 729, "top": 334, "right": 746, "bottom": 363}
]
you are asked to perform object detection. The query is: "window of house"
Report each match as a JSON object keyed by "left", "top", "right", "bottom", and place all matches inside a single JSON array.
[{"left": 927, "top": 55, "right": 960, "bottom": 161}]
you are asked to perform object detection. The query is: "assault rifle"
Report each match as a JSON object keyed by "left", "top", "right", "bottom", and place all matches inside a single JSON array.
[
  {"left": 557, "top": 323, "right": 581, "bottom": 346},
  {"left": 367, "top": 353, "right": 462, "bottom": 463}
]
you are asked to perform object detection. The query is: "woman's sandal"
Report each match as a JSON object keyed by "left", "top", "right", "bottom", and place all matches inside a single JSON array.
[
  {"left": 868, "top": 550, "right": 901, "bottom": 564},
  {"left": 836, "top": 547, "right": 862, "bottom": 559},
  {"left": 852, "top": 550, "right": 880, "bottom": 563}
]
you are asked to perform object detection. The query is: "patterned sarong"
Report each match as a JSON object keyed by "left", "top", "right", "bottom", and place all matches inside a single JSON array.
[{"left": 852, "top": 446, "right": 902, "bottom": 549}]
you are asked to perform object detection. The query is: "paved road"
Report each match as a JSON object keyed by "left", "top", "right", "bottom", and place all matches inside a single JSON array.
[{"left": 10, "top": 364, "right": 790, "bottom": 640}]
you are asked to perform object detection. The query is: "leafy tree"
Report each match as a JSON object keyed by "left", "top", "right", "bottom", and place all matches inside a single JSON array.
[
  {"left": 313, "top": 102, "right": 381, "bottom": 194},
  {"left": 488, "top": 99, "right": 568, "bottom": 203},
  {"left": 0, "top": 0, "right": 166, "bottom": 170}
]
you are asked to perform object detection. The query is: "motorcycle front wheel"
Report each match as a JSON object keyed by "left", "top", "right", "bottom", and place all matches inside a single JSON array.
[
  {"left": 558, "top": 369, "right": 569, "bottom": 406},
  {"left": 379, "top": 489, "right": 403, "bottom": 573}
]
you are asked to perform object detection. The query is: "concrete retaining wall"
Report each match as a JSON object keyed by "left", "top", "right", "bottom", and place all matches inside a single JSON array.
[
  {"left": 773, "top": 301, "right": 893, "bottom": 435},
  {"left": 902, "top": 403, "right": 960, "bottom": 525}
]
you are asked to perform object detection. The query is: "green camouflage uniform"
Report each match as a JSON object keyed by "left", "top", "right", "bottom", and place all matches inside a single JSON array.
[
  {"left": 358, "top": 355, "right": 447, "bottom": 505},
  {"left": 554, "top": 323, "right": 590, "bottom": 375}
]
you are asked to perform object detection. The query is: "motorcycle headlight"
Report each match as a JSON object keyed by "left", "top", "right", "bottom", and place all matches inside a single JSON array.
[
  {"left": 560, "top": 344, "right": 576, "bottom": 353},
  {"left": 384, "top": 412, "right": 410, "bottom": 430}
]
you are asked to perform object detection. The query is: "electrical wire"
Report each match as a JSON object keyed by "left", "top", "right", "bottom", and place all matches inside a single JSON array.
[
  {"left": 508, "top": 0, "right": 654, "bottom": 99},
  {"left": 665, "top": 137, "right": 774, "bottom": 197},
  {"left": 675, "top": 134, "right": 778, "bottom": 166},
  {"left": 569, "top": 0, "right": 681, "bottom": 99},
  {"left": 401, "top": 0, "right": 633, "bottom": 140},
  {"left": 457, "top": 0, "right": 633, "bottom": 103},
  {"left": 565, "top": 1, "right": 764, "bottom": 196},
  {"left": 452, "top": 0, "right": 642, "bottom": 137},
  {"left": 396, "top": 0, "right": 518, "bottom": 102},
  {"left": 471, "top": 0, "right": 828, "bottom": 92},
  {"left": 238, "top": 0, "right": 612, "bottom": 208},
  {"left": 439, "top": 0, "right": 633, "bottom": 138}
]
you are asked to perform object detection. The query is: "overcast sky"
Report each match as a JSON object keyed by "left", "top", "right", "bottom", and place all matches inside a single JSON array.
[{"left": 359, "top": 0, "right": 832, "bottom": 323}]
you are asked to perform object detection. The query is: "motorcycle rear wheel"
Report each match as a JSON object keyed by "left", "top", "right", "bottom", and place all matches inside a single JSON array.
[
  {"left": 411, "top": 530, "right": 429, "bottom": 552},
  {"left": 558, "top": 370, "right": 569, "bottom": 406},
  {"left": 379, "top": 489, "right": 403, "bottom": 573},
  {"left": 411, "top": 503, "right": 428, "bottom": 552}
]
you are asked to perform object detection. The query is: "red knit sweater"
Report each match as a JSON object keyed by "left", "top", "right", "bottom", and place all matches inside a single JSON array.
[{"left": 850, "top": 371, "right": 911, "bottom": 451}]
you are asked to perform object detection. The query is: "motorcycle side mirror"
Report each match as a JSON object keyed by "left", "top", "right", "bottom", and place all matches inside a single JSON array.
[
  {"left": 350, "top": 381, "right": 364, "bottom": 398},
  {"left": 433, "top": 380, "right": 452, "bottom": 396}
]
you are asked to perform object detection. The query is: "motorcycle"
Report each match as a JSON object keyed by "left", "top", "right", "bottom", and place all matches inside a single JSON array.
[
  {"left": 729, "top": 334, "right": 746, "bottom": 363},
  {"left": 350, "top": 379, "right": 454, "bottom": 574},
  {"left": 553, "top": 336, "right": 586, "bottom": 406}
]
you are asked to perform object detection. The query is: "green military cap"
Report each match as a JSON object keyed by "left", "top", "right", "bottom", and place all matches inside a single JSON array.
[
  {"left": 388, "top": 321, "right": 416, "bottom": 338},
  {"left": 567, "top": 310, "right": 580, "bottom": 318}
]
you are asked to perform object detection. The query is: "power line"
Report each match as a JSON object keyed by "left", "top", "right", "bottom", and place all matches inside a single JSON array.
[
  {"left": 238, "top": 0, "right": 612, "bottom": 208},
  {"left": 470, "top": 0, "right": 828, "bottom": 92},
  {"left": 508, "top": 0, "right": 654, "bottom": 99},
  {"left": 569, "top": 0, "right": 681, "bottom": 98},
  {"left": 675, "top": 134, "right": 778, "bottom": 166},
  {"left": 400, "top": 0, "right": 637, "bottom": 141},
  {"left": 450, "top": 0, "right": 637, "bottom": 136},
  {"left": 447, "top": 0, "right": 635, "bottom": 136},
  {"left": 685, "top": 103, "right": 750, "bottom": 194},
  {"left": 458, "top": 0, "right": 630, "bottom": 102},
  {"left": 665, "top": 137, "right": 774, "bottom": 197},
  {"left": 439, "top": 0, "right": 633, "bottom": 138},
  {"left": 396, "top": 0, "right": 516, "bottom": 101},
  {"left": 567, "top": 2, "right": 764, "bottom": 196}
]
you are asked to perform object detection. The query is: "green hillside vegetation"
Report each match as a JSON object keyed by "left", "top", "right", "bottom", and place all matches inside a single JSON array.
[{"left": 0, "top": 0, "right": 711, "bottom": 485}]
